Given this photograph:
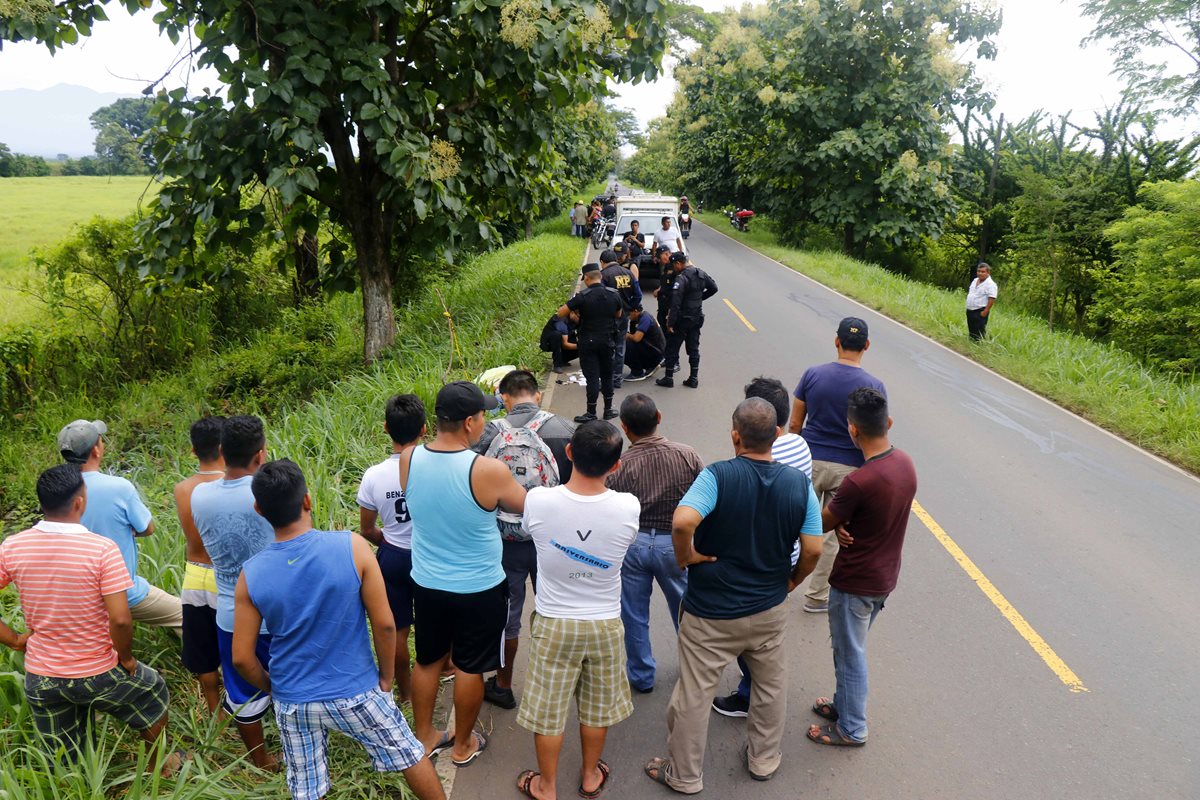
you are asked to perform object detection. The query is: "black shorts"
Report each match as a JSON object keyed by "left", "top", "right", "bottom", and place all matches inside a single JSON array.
[
  {"left": 412, "top": 580, "right": 508, "bottom": 674},
  {"left": 377, "top": 541, "right": 415, "bottom": 629}
]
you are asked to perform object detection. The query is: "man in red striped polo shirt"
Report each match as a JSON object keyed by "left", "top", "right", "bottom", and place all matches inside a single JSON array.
[{"left": 0, "top": 464, "right": 181, "bottom": 774}]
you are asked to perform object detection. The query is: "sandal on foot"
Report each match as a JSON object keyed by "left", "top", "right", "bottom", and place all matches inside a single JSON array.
[
  {"left": 578, "top": 759, "right": 610, "bottom": 798},
  {"left": 452, "top": 730, "right": 489, "bottom": 767},
  {"left": 427, "top": 730, "right": 454, "bottom": 758},
  {"left": 517, "top": 770, "right": 542, "bottom": 799},
  {"left": 807, "top": 723, "right": 865, "bottom": 747},
  {"left": 160, "top": 749, "right": 190, "bottom": 778},
  {"left": 812, "top": 697, "right": 839, "bottom": 721}
]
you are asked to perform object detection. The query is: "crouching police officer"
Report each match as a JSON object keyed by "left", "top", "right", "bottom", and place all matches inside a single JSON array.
[{"left": 656, "top": 253, "right": 718, "bottom": 389}]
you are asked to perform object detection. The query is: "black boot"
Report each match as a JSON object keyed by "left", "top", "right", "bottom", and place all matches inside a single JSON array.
[
  {"left": 575, "top": 406, "right": 598, "bottom": 423},
  {"left": 655, "top": 369, "right": 675, "bottom": 388},
  {"left": 682, "top": 373, "right": 699, "bottom": 388}
]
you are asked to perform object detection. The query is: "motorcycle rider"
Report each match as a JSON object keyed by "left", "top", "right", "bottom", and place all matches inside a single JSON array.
[
  {"left": 679, "top": 196, "right": 692, "bottom": 239},
  {"left": 656, "top": 253, "right": 718, "bottom": 389}
]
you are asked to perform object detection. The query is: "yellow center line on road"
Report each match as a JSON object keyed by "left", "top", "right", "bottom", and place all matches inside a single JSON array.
[
  {"left": 723, "top": 298, "right": 757, "bottom": 332},
  {"left": 911, "top": 499, "right": 1089, "bottom": 694}
]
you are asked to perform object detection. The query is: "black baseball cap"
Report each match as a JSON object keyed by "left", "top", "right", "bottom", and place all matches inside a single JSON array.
[
  {"left": 435, "top": 381, "right": 498, "bottom": 421},
  {"left": 837, "top": 317, "right": 869, "bottom": 349},
  {"left": 669, "top": 251, "right": 688, "bottom": 264},
  {"left": 599, "top": 249, "right": 618, "bottom": 265},
  {"left": 581, "top": 262, "right": 601, "bottom": 275},
  {"left": 612, "top": 242, "right": 627, "bottom": 254}
]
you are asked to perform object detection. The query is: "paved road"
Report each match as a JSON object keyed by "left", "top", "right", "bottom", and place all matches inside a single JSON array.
[{"left": 450, "top": 218, "right": 1200, "bottom": 799}]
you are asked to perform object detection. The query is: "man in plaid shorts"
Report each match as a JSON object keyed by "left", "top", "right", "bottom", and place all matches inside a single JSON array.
[
  {"left": 232, "top": 460, "right": 444, "bottom": 800},
  {"left": 516, "top": 421, "right": 640, "bottom": 799},
  {"left": 0, "top": 465, "right": 182, "bottom": 775}
]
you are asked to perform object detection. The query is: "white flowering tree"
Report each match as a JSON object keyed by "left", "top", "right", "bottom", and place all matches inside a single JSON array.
[
  {"left": 672, "top": 0, "right": 998, "bottom": 253},
  {"left": 2, "top": 0, "right": 667, "bottom": 360}
]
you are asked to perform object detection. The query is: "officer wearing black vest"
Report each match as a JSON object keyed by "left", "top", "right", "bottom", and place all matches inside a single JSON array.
[
  {"left": 656, "top": 253, "right": 719, "bottom": 389},
  {"left": 558, "top": 262, "right": 623, "bottom": 422},
  {"left": 651, "top": 247, "right": 674, "bottom": 328},
  {"left": 600, "top": 249, "right": 642, "bottom": 389}
]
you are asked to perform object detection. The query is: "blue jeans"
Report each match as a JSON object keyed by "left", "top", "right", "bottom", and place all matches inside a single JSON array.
[
  {"left": 828, "top": 587, "right": 887, "bottom": 743},
  {"left": 621, "top": 529, "right": 687, "bottom": 691}
]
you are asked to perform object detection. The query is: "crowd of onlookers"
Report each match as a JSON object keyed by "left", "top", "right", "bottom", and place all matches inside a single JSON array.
[{"left": 0, "top": 312, "right": 916, "bottom": 800}]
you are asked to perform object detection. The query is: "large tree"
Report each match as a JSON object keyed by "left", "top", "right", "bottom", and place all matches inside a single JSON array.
[
  {"left": 665, "top": 0, "right": 1000, "bottom": 254},
  {"left": 90, "top": 97, "right": 154, "bottom": 174},
  {"left": 3, "top": 1, "right": 668, "bottom": 361}
]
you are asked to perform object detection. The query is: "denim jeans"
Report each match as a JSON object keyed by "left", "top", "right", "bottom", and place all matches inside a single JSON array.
[
  {"left": 828, "top": 587, "right": 887, "bottom": 743},
  {"left": 620, "top": 529, "right": 687, "bottom": 691}
]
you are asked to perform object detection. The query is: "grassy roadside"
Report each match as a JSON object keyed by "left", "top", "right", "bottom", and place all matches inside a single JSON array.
[
  {"left": 711, "top": 219, "right": 1200, "bottom": 475},
  {"left": 0, "top": 232, "right": 584, "bottom": 799}
]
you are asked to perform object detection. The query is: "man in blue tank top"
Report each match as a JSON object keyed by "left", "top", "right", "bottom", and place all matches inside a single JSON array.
[
  {"left": 233, "top": 460, "right": 444, "bottom": 800},
  {"left": 399, "top": 381, "right": 527, "bottom": 767}
]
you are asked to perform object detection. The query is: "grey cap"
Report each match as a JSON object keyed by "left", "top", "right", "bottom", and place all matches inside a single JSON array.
[{"left": 57, "top": 419, "right": 107, "bottom": 463}]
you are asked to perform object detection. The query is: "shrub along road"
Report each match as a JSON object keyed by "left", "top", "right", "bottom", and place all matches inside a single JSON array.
[{"left": 451, "top": 219, "right": 1200, "bottom": 799}]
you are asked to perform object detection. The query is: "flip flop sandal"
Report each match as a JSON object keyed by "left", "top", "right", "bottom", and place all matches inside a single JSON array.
[
  {"left": 812, "top": 698, "right": 839, "bottom": 721},
  {"left": 644, "top": 757, "right": 674, "bottom": 788},
  {"left": 807, "top": 724, "right": 865, "bottom": 747},
  {"left": 161, "top": 749, "right": 191, "bottom": 778},
  {"left": 578, "top": 758, "right": 610, "bottom": 798},
  {"left": 452, "top": 730, "right": 489, "bottom": 768},
  {"left": 427, "top": 730, "right": 454, "bottom": 759},
  {"left": 517, "top": 770, "right": 541, "bottom": 799}
]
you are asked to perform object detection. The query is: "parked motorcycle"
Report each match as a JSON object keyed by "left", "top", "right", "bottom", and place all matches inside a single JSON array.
[
  {"left": 727, "top": 208, "right": 755, "bottom": 232},
  {"left": 591, "top": 215, "right": 615, "bottom": 249}
]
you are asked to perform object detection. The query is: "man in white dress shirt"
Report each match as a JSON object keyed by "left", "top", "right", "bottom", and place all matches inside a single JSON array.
[{"left": 965, "top": 262, "right": 998, "bottom": 341}]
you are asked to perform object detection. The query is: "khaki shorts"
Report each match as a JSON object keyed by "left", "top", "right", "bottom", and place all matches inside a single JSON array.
[{"left": 516, "top": 613, "right": 633, "bottom": 736}]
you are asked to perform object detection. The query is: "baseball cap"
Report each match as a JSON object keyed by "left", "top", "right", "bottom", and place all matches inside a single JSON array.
[
  {"left": 435, "top": 381, "right": 499, "bottom": 421},
  {"left": 612, "top": 242, "right": 627, "bottom": 255},
  {"left": 581, "top": 262, "right": 601, "bottom": 275},
  {"left": 58, "top": 419, "right": 107, "bottom": 463},
  {"left": 837, "top": 317, "right": 869, "bottom": 349},
  {"left": 599, "top": 249, "right": 618, "bottom": 265},
  {"left": 669, "top": 251, "right": 688, "bottom": 264}
]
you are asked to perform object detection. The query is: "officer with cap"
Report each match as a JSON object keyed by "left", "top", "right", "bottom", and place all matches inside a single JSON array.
[
  {"left": 650, "top": 247, "right": 674, "bottom": 328},
  {"left": 600, "top": 248, "right": 642, "bottom": 389},
  {"left": 557, "top": 263, "right": 623, "bottom": 421},
  {"left": 656, "top": 254, "right": 718, "bottom": 389}
]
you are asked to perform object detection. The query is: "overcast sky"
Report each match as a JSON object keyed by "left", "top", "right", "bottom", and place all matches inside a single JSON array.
[{"left": 0, "top": 1, "right": 1187, "bottom": 134}]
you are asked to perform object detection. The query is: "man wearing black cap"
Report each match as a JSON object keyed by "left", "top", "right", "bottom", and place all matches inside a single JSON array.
[
  {"left": 399, "top": 380, "right": 528, "bottom": 766},
  {"left": 788, "top": 317, "right": 887, "bottom": 613},
  {"left": 656, "top": 253, "right": 718, "bottom": 389},
  {"left": 600, "top": 248, "right": 642, "bottom": 389},
  {"left": 557, "top": 263, "right": 623, "bottom": 422}
]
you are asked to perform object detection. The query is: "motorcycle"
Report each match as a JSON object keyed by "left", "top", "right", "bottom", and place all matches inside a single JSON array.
[
  {"left": 727, "top": 208, "right": 755, "bottom": 232},
  {"left": 680, "top": 212, "right": 691, "bottom": 239},
  {"left": 591, "top": 215, "right": 615, "bottom": 249}
]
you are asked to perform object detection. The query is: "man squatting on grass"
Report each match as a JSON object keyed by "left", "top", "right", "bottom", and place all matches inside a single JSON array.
[
  {"left": 516, "top": 419, "right": 640, "bottom": 800},
  {"left": 233, "top": 459, "right": 445, "bottom": 800},
  {"left": 356, "top": 393, "right": 427, "bottom": 705},
  {"left": 0, "top": 464, "right": 184, "bottom": 776},
  {"left": 58, "top": 419, "right": 184, "bottom": 636}
]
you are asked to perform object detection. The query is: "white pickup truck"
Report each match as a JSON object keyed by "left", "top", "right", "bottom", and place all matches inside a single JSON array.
[{"left": 609, "top": 194, "right": 687, "bottom": 255}]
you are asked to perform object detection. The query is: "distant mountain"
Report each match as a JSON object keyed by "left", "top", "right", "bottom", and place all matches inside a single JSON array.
[{"left": 0, "top": 84, "right": 138, "bottom": 158}]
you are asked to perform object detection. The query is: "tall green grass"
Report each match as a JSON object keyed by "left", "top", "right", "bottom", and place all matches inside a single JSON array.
[
  {"left": 0, "top": 232, "right": 584, "bottom": 798},
  {"left": 719, "top": 220, "right": 1200, "bottom": 473}
]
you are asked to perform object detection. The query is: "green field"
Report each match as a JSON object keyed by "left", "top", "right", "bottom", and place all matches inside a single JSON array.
[{"left": 0, "top": 176, "right": 158, "bottom": 327}]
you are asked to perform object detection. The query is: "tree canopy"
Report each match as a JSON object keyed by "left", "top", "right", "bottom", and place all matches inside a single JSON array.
[
  {"left": 2, "top": 0, "right": 669, "bottom": 361},
  {"left": 90, "top": 97, "right": 155, "bottom": 175}
]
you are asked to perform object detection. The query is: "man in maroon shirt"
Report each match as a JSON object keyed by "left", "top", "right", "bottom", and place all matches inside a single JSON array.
[{"left": 807, "top": 388, "right": 917, "bottom": 747}]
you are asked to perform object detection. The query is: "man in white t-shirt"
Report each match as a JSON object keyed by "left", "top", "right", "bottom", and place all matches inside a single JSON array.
[
  {"left": 357, "top": 393, "right": 426, "bottom": 704},
  {"left": 652, "top": 216, "right": 683, "bottom": 255},
  {"left": 965, "top": 261, "right": 998, "bottom": 341},
  {"left": 515, "top": 420, "right": 639, "bottom": 800}
]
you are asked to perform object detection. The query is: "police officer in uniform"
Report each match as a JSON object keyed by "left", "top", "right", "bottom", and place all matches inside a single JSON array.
[
  {"left": 656, "top": 253, "right": 718, "bottom": 389},
  {"left": 651, "top": 247, "right": 674, "bottom": 329},
  {"left": 557, "top": 262, "right": 623, "bottom": 422},
  {"left": 600, "top": 249, "right": 642, "bottom": 389}
]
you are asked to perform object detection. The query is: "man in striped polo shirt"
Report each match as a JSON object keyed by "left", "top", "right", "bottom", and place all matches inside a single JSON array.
[{"left": 0, "top": 465, "right": 181, "bottom": 774}]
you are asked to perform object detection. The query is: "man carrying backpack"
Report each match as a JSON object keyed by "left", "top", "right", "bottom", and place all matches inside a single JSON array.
[{"left": 472, "top": 370, "right": 576, "bottom": 709}]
